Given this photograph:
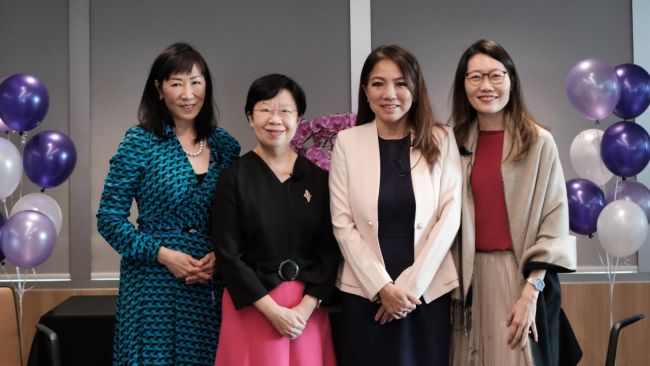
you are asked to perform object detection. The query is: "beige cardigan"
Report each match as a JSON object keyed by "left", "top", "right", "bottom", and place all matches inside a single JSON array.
[
  {"left": 454, "top": 122, "right": 577, "bottom": 299},
  {"left": 330, "top": 121, "right": 461, "bottom": 303}
]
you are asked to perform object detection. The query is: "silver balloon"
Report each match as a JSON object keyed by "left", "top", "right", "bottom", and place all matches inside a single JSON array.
[
  {"left": 570, "top": 129, "right": 613, "bottom": 186},
  {"left": 607, "top": 180, "right": 650, "bottom": 223},
  {"left": 11, "top": 193, "right": 62, "bottom": 234},
  {"left": 0, "top": 138, "right": 22, "bottom": 200},
  {"left": 597, "top": 200, "right": 648, "bottom": 258}
]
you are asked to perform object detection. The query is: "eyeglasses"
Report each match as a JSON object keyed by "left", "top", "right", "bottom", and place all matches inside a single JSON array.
[
  {"left": 465, "top": 70, "right": 508, "bottom": 86},
  {"left": 253, "top": 108, "right": 298, "bottom": 118}
]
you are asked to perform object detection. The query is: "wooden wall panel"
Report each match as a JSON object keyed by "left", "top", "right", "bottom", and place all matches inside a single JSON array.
[
  {"left": 561, "top": 283, "right": 650, "bottom": 366},
  {"left": 14, "top": 284, "right": 650, "bottom": 366}
]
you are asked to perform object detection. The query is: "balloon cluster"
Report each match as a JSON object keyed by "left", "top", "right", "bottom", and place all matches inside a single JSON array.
[
  {"left": 0, "top": 74, "right": 76, "bottom": 268},
  {"left": 565, "top": 60, "right": 650, "bottom": 258}
]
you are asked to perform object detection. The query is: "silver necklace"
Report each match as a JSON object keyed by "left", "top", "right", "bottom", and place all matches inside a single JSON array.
[{"left": 183, "top": 140, "right": 204, "bottom": 157}]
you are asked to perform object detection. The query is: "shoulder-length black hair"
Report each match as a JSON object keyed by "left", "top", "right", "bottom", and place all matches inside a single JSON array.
[
  {"left": 138, "top": 42, "right": 217, "bottom": 142},
  {"left": 244, "top": 73, "right": 306, "bottom": 118},
  {"left": 450, "top": 39, "right": 543, "bottom": 161},
  {"left": 357, "top": 44, "right": 442, "bottom": 165}
]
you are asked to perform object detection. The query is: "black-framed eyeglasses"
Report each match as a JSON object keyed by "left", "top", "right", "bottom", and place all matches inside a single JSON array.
[{"left": 465, "top": 70, "right": 508, "bottom": 86}]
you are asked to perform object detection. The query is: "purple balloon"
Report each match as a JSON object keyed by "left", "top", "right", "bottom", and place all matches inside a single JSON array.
[
  {"left": 0, "top": 210, "right": 56, "bottom": 268},
  {"left": 0, "top": 74, "right": 49, "bottom": 132},
  {"left": 0, "top": 212, "right": 5, "bottom": 262},
  {"left": 613, "top": 64, "right": 650, "bottom": 120},
  {"left": 601, "top": 121, "right": 650, "bottom": 177},
  {"left": 23, "top": 130, "right": 77, "bottom": 188},
  {"left": 567, "top": 178, "right": 606, "bottom": 235},
  {"left": 607, "top": 180, "right": 650, "bottom": 223},
  {"left": 0, "top": 117, "right": 12, "bottom": 132},
  {"left": 566, "top": 59, "right": 620, "bottom": 121},
  {"left": 0, "top": 77, "right": 9, "bottom": 133}
]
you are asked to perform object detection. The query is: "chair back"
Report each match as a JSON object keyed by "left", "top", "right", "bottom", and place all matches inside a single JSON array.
[
  {"left": 605, "top": 313, "right": 645, "bottom": 366},
  {"left": 0, "top": 286, "right": 23, "bottom": 366}
]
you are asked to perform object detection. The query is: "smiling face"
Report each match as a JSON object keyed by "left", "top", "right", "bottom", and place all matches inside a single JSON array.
[
  {"left": 157, "top": 63, "right": 205, "bottom": 126},
  {"left": 363, "top": 59, "right": 413, "bottom": 130},
  {"left": 464, "top": 53, "right": 511, "bottom": 120},
  {"left": 248, "top": 88, "right": 300, "bottom": 150}
]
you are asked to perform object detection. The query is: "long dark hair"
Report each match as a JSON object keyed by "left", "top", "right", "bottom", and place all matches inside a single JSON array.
[
  {"left": 356, "top": 45, "right": 442, "bottom": 165},
  {"left": 450, "top": 39, "right": 542, "bottom": 161},
  {"left": 138, "top": 42, "right": 217, "bottom": 142}
]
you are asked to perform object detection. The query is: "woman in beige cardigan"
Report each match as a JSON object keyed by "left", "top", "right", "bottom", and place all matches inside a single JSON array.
[{"left": 450, "top": 39, "right": 580, "bottom": 365}]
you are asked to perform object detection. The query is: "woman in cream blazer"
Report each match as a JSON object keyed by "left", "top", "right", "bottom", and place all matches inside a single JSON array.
[{"left": 329, "top": 44, "right": 462, "bottom": 366}]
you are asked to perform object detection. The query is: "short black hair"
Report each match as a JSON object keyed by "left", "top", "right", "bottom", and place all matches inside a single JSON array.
[
  {"left": 244, "top": 74, "right": 306, "bottom": 117},
  {"left": 138, "top": 42, "right": 217, "bottom": 142}
]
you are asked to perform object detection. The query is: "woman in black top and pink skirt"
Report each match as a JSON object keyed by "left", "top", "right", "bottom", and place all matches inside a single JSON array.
[{"left": 211, "top": 74, "right": 340, "bottom": 366}]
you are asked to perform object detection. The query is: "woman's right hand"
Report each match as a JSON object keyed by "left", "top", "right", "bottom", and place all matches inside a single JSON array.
[
  {"left": 375, "top": 282, "right": 420, "bottom": 324},
  {"left": 254, "top": 295, "right": 307, "bottom": 339},
  {"left": 157, "top": 246, "right": 203, "bottom": 279}
]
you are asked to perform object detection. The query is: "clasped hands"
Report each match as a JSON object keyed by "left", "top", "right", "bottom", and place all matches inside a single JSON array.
[
  {"left": 255, "top": 294, "right": 319, "bottom": 339},
  {"left": 157, "top": 246, "right": 215, "bottom": 285},
  {"left": 374, "top": 282, "right": 421, "bottom": 325}
]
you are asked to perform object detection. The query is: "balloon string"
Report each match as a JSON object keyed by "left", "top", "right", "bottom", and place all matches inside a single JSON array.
[
  {"left": 17, "top": 132, "right": 27, "bottom": 201},
  {"left": 607, "top": 252, "right": 614, "bottom": 328},
  {"left": 15, "top": 266, "right": 25, "bottom": 352},
  {"left": 2, "top": 198, "right": 8, "bottom": 218},
  {"left": 597, "top": 247, "right": 615, "bottom": 328},
  {"left": 0, "top": 265, "right": 36, "bottom": 355}
]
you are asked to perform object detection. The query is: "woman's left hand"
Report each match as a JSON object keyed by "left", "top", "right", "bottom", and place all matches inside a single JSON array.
[
  {"left": 506, "top": 285, "right": 539, "bottom": 349},
  {"left": 375, "top": 304, "right": 413, "bottom": 324},
  {"left": 292, "top": 294, "right": 319, "bottom": 321}
]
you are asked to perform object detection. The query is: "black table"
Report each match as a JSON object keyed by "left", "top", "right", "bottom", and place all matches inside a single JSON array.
[{"left": 27, "top": 295, "right": 116, "bottom": 366}]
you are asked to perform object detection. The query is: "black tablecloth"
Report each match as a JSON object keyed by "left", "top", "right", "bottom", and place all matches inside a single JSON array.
[{"left": 27, "top": 295, "right": 116, "bottom": 366}]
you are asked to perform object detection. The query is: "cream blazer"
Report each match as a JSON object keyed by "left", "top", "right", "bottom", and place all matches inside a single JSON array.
[{"left": 329, "top": 121, "right": 461, "bottom": 303}]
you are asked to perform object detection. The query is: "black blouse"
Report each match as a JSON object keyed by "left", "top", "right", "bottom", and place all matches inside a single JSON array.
[{"left": 211, "top": 151, "right": 341, "bottom": 309}]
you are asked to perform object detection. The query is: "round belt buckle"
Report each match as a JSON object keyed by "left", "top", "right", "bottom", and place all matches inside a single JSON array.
[{"left": 278, "top": 259, "right": 300, "bottom": 281}]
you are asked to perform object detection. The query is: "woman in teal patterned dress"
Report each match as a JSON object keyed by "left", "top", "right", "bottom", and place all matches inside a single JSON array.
[{"left": 97, "top": 42, "right": 240, "bottom": 365}]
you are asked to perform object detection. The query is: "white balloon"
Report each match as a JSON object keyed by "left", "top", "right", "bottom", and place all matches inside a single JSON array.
[
  {"left": 0, "top": 138, "right": 22, "bottom": 200},
  {"left": 570, "top": 129, "right": 614, "bottom": 186},
  {"left": 597, "top": 200, "right": 648, "bottom": 257},
  {"left": 11, "top": 193, "right": 62, "bottom": 235}
]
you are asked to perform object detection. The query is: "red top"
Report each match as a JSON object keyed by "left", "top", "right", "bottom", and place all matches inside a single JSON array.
[{"left": 471, "top": 130, "right": 513, "bottom": 252}]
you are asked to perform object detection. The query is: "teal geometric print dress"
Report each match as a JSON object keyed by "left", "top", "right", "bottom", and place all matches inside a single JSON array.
[{"left": 97, "top": 124, "right": 240, "bottom": 365}]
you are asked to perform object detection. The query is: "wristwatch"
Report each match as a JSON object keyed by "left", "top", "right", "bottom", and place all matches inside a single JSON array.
[{"left": 526, "top": 278, "right": 545, "bottom": 292}]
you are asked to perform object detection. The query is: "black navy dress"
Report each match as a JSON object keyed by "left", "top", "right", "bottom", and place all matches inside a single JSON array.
[{"left": 339, "top": 136, "right": 451, "bottom": 366}]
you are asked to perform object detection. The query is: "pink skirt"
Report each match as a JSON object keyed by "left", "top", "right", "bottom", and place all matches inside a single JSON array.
[{"left": 214, "top": 281, "right": 336, "bottom": 366}]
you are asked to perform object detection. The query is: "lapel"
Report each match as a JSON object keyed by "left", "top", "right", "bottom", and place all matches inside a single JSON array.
[
  {"left": 501, "top": 123, "right": 521, "bottom": 263},
  {"left": 410, "top": 137, "right": 432, "bottom": 249},
  {"left": 356, "top": 121, "right": 433, "bottom": 248},
  {"left": 356, "top": 122, "right": 381, "bottom": 223}
]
